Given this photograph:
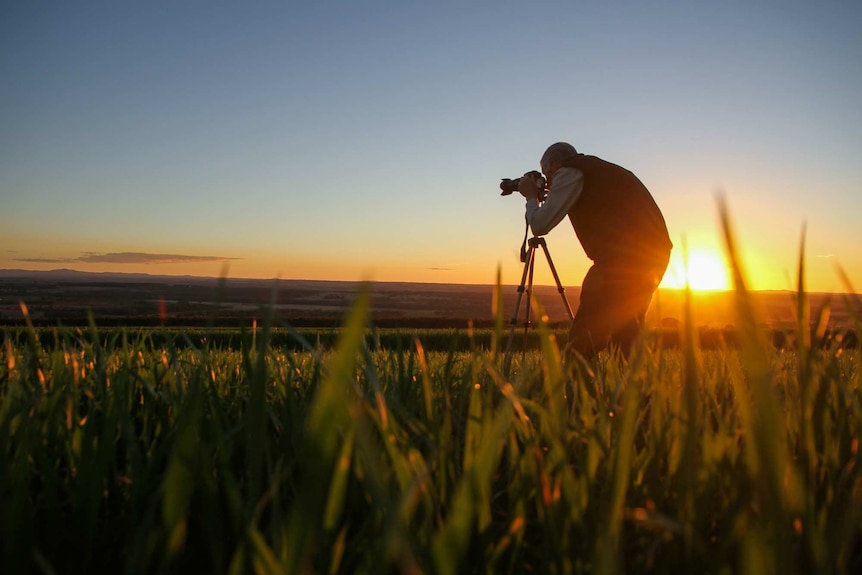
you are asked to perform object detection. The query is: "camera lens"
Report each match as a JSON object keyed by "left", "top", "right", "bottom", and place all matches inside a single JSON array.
[{"left": 500, "top": 178, "right": 520, "bottom": 195}]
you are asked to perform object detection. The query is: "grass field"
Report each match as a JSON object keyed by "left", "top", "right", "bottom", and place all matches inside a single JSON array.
[{"left": 2, "top": 211, "right": 861, "bottom": 574}]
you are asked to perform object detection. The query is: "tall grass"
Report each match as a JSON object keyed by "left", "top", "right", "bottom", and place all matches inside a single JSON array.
[{"left": 2, "top": 220, "right": 861, "bottom": 573}]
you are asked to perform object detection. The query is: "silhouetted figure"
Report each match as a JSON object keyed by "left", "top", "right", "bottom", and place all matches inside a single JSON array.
[{"left": 517, "top": 142, "right": 672, "bottom": 359}]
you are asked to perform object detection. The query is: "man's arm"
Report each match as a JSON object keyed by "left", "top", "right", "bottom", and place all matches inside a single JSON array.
[{"left": 525, "top": 167, "right": 583, "bottom": 236}]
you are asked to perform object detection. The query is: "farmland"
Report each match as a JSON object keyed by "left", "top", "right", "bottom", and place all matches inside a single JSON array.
[{"left": 2, "top": 279, "right": 861, "bottom": 573}]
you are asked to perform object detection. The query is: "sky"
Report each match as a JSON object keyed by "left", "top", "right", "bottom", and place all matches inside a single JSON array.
[{"left": 2, "top": 1, "right": 861, "bottom": 293}]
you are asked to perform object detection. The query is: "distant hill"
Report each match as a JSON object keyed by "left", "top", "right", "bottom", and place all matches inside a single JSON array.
[{"left": 0, "top": 268, "right": 492, "bottom": 290}]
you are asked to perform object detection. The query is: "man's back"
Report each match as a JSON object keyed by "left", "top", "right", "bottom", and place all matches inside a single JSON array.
[{"left": 563, "top": 154, "right": 671, "bottom": 267}]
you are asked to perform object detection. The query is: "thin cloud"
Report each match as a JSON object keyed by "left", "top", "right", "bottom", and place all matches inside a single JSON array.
[
  {"left": 428, "top": 267, "right": 453, "bottom": 271},
  {"left": 79, "top": 252, "right": 240, "bottom": 264},
  {"left": 816, "top": 254, "right": 837, "bottom": 259},
  {"left": 13, "top": 257, "right": 77, "bottom": 263},
  {"left": 14, "top": 252, "right": 242, "bottom": 265}
]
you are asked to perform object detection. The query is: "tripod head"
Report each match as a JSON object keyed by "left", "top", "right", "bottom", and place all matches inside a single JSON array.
[
  {"left": 519, "top": 225, "right": 547, "bottom": 263},
  {"left": 527, "top": 236, "right": 547, "bottom": 249}
]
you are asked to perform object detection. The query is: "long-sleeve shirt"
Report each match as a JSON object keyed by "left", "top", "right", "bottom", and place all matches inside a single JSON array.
[{"left": 524, "top": 167, "right": 583, "bottom": 236}]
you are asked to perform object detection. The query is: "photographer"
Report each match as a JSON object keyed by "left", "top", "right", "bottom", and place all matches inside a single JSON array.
[{"left": 517, "top": 142, "right": 672, "bottom": 359}]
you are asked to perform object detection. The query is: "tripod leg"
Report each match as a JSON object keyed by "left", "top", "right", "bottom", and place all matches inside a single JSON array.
[
  {"left": 504, "top": 245, "right": 536, "bottom": 368},
  {"left": 539, "top": 241, "right": 575, "bottom": 320},
  {"left": 504, "top": 237, "right": 572, "bottom": 372},
  {"left": 524, "top": 247, "right": 536, "bottom": 344}
]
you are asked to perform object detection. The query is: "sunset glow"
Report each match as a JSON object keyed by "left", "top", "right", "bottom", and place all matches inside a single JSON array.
[{"left": 663, "top": 248, "right": 731, "bottom": 291}]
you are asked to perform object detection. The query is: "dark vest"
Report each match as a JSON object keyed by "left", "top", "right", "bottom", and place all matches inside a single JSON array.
[{"left": 562, "top": 154, "right": 672, "bottom": 266}]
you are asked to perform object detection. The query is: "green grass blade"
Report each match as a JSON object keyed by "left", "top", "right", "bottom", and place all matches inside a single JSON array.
[
  {"left": 717, "top": 194, "right": 803, "bottom": 574},
  {"left": 283, "top": 288, "right": 370, "bottom": 572}
]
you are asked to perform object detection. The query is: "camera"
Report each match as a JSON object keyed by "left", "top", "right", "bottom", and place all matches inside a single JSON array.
[{"left": 500, "top": 171, "right": 546, "bottom": 197}]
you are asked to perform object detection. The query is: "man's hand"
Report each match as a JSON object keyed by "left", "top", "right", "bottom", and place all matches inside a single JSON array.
[{"left": 517, "top": 171, "right": 542, "bottom": 200}]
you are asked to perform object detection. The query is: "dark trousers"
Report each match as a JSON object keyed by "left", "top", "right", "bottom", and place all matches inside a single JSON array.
[{"left": 566, "top": 254, "right": 669, "bottom": 360}]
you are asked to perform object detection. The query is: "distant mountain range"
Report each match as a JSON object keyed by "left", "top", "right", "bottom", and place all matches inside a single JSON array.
[
  {"left": 0, "top": 268, "right": 200, "bottom": 282},
  {"left": 0, "top": 268, "right": 493, "bottom": 291}
]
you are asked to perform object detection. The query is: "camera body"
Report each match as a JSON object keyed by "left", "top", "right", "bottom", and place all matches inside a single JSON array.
[{"left": 500, "top": 171, "right": 546, "bottom": 199}]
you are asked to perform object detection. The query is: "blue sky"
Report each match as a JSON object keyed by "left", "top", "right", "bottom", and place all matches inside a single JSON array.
[{"left": 2, "top": 1, "right": 861, "bottom": 292}]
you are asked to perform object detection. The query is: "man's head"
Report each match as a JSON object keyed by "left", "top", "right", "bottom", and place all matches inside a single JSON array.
[{"left": 540, "top": 142, "right": 578, "bottom": 184}]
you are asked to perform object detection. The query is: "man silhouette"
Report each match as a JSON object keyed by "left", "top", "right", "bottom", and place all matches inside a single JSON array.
[{"left": 517, "top": 142, "right": 672, "bottom": 358}]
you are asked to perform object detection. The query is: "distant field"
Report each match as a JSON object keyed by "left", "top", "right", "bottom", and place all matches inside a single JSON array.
[
  {"left": 2, "top": 324, "right": 857, "bottom": 354},
  {"left": 1, "top": 269, "right": 859, "bottom": 329}
]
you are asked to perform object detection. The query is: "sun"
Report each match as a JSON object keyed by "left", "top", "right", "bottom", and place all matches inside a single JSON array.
[{"left": 663, "top": 248, "right": 731, "bottom": 291}]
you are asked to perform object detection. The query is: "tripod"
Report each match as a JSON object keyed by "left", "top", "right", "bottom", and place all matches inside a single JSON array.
[{"left": 503, "top": 235, "right": 574, "bottom": 369}]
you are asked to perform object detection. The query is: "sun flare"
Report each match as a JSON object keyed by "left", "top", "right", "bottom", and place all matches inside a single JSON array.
[{"left": 663, "top": 248, "right": 731, "bottom": 291}]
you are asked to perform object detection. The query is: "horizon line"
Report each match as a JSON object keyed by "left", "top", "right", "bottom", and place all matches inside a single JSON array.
[{"left": 1, "top": 267, "right": 857, "bottom": 296}]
